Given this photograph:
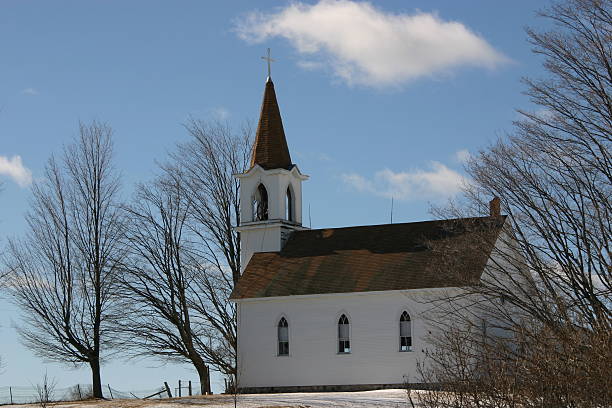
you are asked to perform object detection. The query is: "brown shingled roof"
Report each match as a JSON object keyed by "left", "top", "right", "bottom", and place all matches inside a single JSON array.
[
  {"left": 250, "top": 79, "right": 292, "bottom": 170},
  {"left": 231, "top": 216, "right": 506, "bottom": 299}
]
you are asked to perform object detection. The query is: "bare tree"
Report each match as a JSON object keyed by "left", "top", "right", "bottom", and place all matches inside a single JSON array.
[
  {"left": 167, "top": 119, "right": 251, "bottom": 376},
  {"left": 4, "top": 121, "right": 124, "bottom": 398},
  {"left": 0, "top": 180, "right": 7, "bottom": 287},
  {"left": 0, "top": 182, "right": 5, "bottom": 370},
  {"left": 119, "top": 174, "right": 212, "bottom": 394},
  {"left": 120, "top": 120, "right": 251, "bottom": 386},
  {"left": 35, "top": 372, "right": 57, "bottom": 408},
  {"left": 458, "top": 0, "right": 610, "bottom": 332},
  {"left": 418, "top": 1, "right": 611, "bottom": 406}
]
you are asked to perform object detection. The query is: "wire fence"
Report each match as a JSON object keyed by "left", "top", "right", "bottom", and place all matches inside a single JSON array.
[{"left": 0, "top": 383, "right": 191, "bottom": 405}]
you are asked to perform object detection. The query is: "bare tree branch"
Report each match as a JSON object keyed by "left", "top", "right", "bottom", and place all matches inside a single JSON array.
[
  {"left": 119, "top": 174, "right": 213, "bottom": 394},
  {"left": 420, "top": 1, "right": 611, "bottom": 406},
  {"left": 119, "top": 120, "right": 251, "bottom": 383},
  {"left": 170, "top": 119, "right": 251, "bottom": 376},
  {"left": 4, "top": 121, "right": 124, "bottom": 398}
]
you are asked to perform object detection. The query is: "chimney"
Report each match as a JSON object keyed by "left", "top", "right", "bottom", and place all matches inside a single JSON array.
[{"left": 489, "top": 196, "right": 501, "bottom": 217}]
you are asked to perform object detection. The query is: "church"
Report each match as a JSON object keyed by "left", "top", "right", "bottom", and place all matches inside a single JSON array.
[{"left": 230, "top": 74, "right": 507, "bottom": 393}]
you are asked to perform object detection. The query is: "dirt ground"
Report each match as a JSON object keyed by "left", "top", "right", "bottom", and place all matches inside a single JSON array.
[{"left": 11, "top": 389, "right": 415, "bottom": 407}]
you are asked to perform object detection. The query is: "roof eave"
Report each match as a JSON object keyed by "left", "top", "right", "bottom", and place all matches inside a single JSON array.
[
  {"left": 234, "top": 163, "right": 309, "bottom": 180},
  {"left": 230, "top": 286, "right": 470, "bottom": 302}
]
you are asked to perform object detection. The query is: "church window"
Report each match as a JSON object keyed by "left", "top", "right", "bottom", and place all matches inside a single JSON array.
[
  {"left": 252, "top": 184, "right": 269, "bottom": 221},
  {"left": 285, "top": 187, "right": 294, "bottom": 222},
  {"left": 400, "top": 311, "right": 412, "bottom": 351},
  {"left": 278, "top": 317, "right": 289, "bottom": 356},
  {"left": 338, "top": 314, "right": 350, "bottom": 353}
]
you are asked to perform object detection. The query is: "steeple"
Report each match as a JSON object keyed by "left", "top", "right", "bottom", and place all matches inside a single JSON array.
[
  {"left": 250, "top": 79, "right": 293, "bottom": 170},
  {"left": 235, "top": 57, "right": 308, "bottom": 272}
]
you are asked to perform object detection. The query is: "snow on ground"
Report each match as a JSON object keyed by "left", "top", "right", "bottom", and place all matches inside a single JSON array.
[
  {"left": 234, "top": 389, "right": 414, "bottom": 407},
  {"left": 12, "top": 389, "right": 418, "bottom": 407},
  {"left": 183, "top": 389, "right": 413, "bottom": 407}
]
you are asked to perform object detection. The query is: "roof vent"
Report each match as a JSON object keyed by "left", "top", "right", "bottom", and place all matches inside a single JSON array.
[{"left": 489, "top": 196, "right": 501, "bottom": 217}]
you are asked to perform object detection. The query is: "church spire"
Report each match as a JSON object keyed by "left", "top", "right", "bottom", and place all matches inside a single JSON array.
[
  {"left": 250, "top": 59, "right": 292, "bottom": 170},
  {"left": 236, "top": 60, "right": 308, "bottom": 272}
]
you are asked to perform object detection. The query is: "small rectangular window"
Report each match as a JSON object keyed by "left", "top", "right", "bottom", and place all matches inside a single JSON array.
[
  {"left": 400, "top": 336, "right": 412, "bottom": 351},
  {"left": 339, "top": 339, "right": 350, "bottom": 353},
  {"left": 278, "top": 341, "right": 289, "bottom": 356}
]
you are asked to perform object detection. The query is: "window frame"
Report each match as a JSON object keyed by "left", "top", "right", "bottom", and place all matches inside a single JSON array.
[
  {"left": 337, "top": 313, "right": 351, "bottom": 354},
  {"left": 399, "top": 310, "right": 412, "bottom": 352},
  {"left": 277, "top": 316, "right": 289, "bottom": 357}
]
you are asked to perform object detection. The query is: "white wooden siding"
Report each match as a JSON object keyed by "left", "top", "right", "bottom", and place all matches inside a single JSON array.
[{"left": 236, "top": 290, "right": 436, "bottom": 388}]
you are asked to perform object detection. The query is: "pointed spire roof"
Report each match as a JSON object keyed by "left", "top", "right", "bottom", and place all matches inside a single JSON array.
[{"left": 251, "top": 78, "right": 293, "bottom": 170}]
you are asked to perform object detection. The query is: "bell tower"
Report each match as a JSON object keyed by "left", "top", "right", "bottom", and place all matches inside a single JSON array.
[{"left": 235, "top": 75, "right": 308, "bottom": 272}]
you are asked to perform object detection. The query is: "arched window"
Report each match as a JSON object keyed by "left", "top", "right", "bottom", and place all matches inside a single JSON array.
[
  {"left": 252, "top": 184, "right": 269, "bottom": 221},
  {"left": 338, "top": 314, "right": 350, "bottom": 353},
  {"left": 400, "top": 311, "right": 412, "bottom": 351},
  {"left": 278, "top": 317, "right": 289, "bottom": 356},
  {"left": 285, "top": 187, "right": 293, "bottom": 222}
]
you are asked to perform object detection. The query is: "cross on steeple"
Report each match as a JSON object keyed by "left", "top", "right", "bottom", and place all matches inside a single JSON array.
[{"left": 261, "top": 48, "right": 275, "bottom": 79}]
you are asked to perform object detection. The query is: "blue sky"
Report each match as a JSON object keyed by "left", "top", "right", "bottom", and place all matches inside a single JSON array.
[{"left": 1, "top": 0, "right": 549, "bottom": 394}]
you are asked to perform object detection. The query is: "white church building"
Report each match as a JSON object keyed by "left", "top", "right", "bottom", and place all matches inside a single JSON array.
[{"left": 230, "top": 75, "right": 507, "bottom": 393}]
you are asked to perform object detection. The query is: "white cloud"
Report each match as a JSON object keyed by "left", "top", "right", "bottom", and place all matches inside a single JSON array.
[
  {"left": 236, "top": 0, "right": 508, "bottom": 86},
  {"left": 341, "top": 161, "right": 467, "bottom": 200},
  {"left": 455, "top": 149, "right": 471, "bottom": 163},
  {"left": 0, "top": 155, "right": 33, "bottom": 187},
  {"left": 21, "top": 88, "right": 38, "bottom": 95},
  {"left": 317, "top": 153, "right": 332, "bottom": 162},
  {"left": 296, "top": 60, "right": 324, "bottom": 71},
  {"left": 211, "top": 107, "right": 230, "bottom": 120}
]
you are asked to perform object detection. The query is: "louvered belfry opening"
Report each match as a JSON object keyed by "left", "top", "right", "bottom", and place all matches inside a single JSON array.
[
  {"left": 285, "top": 187, "right": 294, "bottom": 222},
  {"left": 252, "top": 184, "right": 269, "bottom": 221},
  {"left": 250, "top": 79, "right": 293, "bottom": 170}
]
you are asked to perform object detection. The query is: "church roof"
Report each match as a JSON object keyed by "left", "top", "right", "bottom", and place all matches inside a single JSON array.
[
  {"left": 250, "top": 79, "right": 293, "bottom": 170},
  {"left": 231, "top": 216, "right": 506, "bottom": 300}
]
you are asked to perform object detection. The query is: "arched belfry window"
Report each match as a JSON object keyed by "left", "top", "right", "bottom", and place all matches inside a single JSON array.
[
  {"left": 400, "top": 311, "right": 412, "bottom": 351},
  {"left": 252, "top": 184, "right": 269, "bottom": 221},
  {"left": 278, "top": 317, "right": 289, "bottom": 356},
  {"left": 338, "top": 314, "right": 350, "bottom": 353},
  {"left": 285, "top": 187, "right": 294, "bottom": 222}
]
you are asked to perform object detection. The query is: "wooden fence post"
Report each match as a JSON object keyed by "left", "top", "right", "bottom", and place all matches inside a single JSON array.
[
  {"left": 77, "top": 384, "right": 82, "bottom": 400},
  {"left": 188, "top": 380, "right": 192, "bottom": 396},
  {"left": 9, "top": 386, "right": 13, "bottom": 404},
  {"left": 107, "top": 385, "right": 114, "bottom": 399},
  {"left": 164, "top": 382, "right": 172, "bottom": 398},
  {"left": 178, "top": 380, "right": 182, "bottom": 397}
]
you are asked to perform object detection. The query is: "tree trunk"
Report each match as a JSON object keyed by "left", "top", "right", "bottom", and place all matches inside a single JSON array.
[
  {"left": 90, "top": 358, "right": 103, "bottom": 398},
  {"left": 195, "top": 362, "right": 209, "bottom": 395}
]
